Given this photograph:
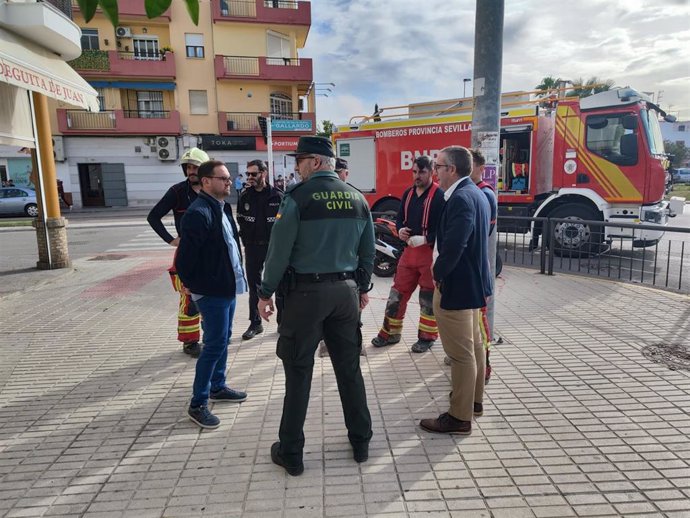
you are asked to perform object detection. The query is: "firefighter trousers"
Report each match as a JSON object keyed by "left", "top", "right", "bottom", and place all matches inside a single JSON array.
[
  {"left": 170, "top": 271, "right": 201, "bottom": 344},
  {"left": 378, "top": 245, "right": 438, "bottom": 341}
]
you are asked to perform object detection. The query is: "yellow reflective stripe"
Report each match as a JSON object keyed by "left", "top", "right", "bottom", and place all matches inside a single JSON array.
[{"left": 418, "top": 323, "right": 438, "bottom": 333}]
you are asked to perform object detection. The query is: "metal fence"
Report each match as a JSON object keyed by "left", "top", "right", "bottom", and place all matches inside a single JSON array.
[
  {"left": 220, "top": 0, "right": 257, "bottom": 17},
  {"left": 497, "top": 215, "right": 690, "bottom": 292},
  {"left": 222, "top": 56, "right": 260, "bottom": 76},
  {"left": 122, "top": 110, "right": 172, "bottom": 119}
]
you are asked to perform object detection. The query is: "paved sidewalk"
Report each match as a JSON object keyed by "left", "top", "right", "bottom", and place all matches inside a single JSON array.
[{"left": 0, "top": 252, "right": 689, "bottom": 518}]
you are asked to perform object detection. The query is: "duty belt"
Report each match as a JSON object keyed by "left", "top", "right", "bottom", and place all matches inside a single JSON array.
[{"left": 295, "top": 272, "right": 355, "bottom": 283}]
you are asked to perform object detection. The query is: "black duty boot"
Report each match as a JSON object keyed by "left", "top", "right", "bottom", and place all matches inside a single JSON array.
[{"left": 242, "top": 324, "right": 264, "bottom": 340}]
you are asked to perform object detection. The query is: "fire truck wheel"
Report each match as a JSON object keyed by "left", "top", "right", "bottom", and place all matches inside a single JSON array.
[{"left": 549, "top": 203, "right": 603, "bottom": 257}]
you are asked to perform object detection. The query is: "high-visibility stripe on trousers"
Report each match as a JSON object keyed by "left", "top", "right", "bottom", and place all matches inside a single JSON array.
[
  {"left": 377, "top": 245, "right": 438, "bottom": 342},
  {"left": 170, "top": 271, "right": 201, "bottom": 344}
]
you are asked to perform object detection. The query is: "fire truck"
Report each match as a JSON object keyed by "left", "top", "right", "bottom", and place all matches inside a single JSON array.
[{"left": 333, "top": 88, "right": 676, "bottom": 253}]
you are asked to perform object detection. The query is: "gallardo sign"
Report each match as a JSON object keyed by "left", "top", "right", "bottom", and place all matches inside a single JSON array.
[{"left": 271, "top": 119, "right": 313, "bottom": 132}]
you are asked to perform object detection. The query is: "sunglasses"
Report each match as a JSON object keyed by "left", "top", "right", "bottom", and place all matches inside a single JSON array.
[{"left": 245, "top": 171, "right": 261, "bottom": 177}]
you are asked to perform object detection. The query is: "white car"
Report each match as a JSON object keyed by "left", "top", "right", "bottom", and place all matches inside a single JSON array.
[
  {"left": 675, "top": 168, "right": 690, "bottom": 184},
  {"left": 0, "top": 187, "right": 38, "bottom": 217}
]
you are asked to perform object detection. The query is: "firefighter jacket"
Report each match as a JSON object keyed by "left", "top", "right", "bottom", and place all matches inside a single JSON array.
[{"left": 237, "top": 184, "right": 283, "bottom": 246}]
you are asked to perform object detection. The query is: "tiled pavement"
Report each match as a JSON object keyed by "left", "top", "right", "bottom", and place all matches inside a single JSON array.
[{"left": 0, "top": 252, "right": 689, "bottom": 518}]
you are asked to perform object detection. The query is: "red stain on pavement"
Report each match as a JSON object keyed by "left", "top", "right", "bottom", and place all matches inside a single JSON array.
[{"left": 82, "top": 256, "right": 171, "bottom": 298}]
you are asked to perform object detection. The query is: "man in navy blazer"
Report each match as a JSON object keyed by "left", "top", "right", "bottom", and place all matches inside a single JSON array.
[{"left": 420, "top": 146, "right": 492, "bottom": 435}]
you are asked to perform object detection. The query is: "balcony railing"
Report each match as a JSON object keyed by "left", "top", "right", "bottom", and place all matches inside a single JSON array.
[
  {"left": 215, "top": 55, "right": 312, "bottom": 82},
  {"left": 43, "top": 0, "right": 72, "bottom": 17},
  {"left": 69, "top": 50, "right": 175, "bottom": 78},
  {"left": 57, "top": 109, "right": 181, "bottom": 135},
  {"left": 218, "top": 111, "right": 315, "bottom": 135},
  {"left": 213, "top": 0, "right": 310, "bottom": 25},
  {"left": 71, "top": 0, "right": 171, "bottom": 19}
]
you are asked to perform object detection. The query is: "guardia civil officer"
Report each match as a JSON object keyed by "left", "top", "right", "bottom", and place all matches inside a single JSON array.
[{"left": 258, "top": 136, "right": 375, "bottom": 476}]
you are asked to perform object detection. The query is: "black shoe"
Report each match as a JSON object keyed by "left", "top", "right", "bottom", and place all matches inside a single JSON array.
[
  {"left": 188, "top": 405, "right": 220, "bottom": 429},
  {"left": 371, "top": 334, "right": 401, "bottom": 348},
  {"left": 210, "top": 387, "right": 247, "bottom": 403},
  {"left": 270, "top": 442, "right": 304, "bottom": 476},
  {"left": 352, "top": 443, "right": 369, "bottom": 463},
  {"left": 183, "top": 342, "right": 201, "bottom": 358},
  {"left": 411, "top": 340, "right": 434, "bottom": 353},
  {"left": 474, "top": 402, "right": 483, "bottom": 417},
  {"left": 242, "top": 324, "right": 264, "bottom": 340}
]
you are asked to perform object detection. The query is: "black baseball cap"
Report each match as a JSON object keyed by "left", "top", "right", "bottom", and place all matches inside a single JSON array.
[{"left": 287, "top": 136, "right": 335, "bottom": 158}]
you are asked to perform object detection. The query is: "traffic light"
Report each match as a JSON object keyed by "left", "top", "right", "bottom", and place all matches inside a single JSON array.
[{"left": 257, "top": 116, "right": 268, "bottom": 144}]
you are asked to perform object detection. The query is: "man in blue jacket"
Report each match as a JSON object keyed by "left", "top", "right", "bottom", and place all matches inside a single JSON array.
[
  {"left": 176, "top": 160, "right": 248, "bottom": 429},
  {"left": 420, "top": 146, "right": 492, "bottom": 436}
]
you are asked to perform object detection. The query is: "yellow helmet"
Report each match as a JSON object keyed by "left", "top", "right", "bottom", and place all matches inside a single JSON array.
[{"left": 180, "top": 147, "right": 209, "bottom": 166}]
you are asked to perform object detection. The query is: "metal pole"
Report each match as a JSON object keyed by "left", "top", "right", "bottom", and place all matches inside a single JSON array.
[
  {"left": 471, "top": 0, "right": 504, "bottom": 343},
  {"left": 267, "top": 116, "right": 274, "bottom": 186}
]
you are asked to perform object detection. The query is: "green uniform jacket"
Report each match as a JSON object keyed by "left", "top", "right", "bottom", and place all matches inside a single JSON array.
[{"left": 259, "top": 170, "right": 375, "bottom": 298}]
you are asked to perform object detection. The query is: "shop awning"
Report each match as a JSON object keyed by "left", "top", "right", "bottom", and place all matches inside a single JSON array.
[{"left": 0, "top": 28, "right": 100, "bottom": 112}]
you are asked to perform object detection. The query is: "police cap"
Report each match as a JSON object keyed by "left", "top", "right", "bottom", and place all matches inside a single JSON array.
[{"left": 288, "top": 136, "right": 335, "bottom": 158}]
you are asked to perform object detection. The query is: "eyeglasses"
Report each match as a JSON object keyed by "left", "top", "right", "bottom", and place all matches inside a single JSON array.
[
  {"left": 295, "top": 155, "right": 315, "bottom": 163},
  {"left": 433, "top": 163, "right": 450, "bottom": 171},
  {"left": 245, "top": 171, "right": 261, "bottom": 177},
  {"left": 209, "top": 176, "right": 231, "bottom": 183}
]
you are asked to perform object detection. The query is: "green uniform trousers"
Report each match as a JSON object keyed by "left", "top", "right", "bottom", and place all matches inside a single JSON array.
[{"left": 276, "top": 278, "right": 372, "bottom": 465}]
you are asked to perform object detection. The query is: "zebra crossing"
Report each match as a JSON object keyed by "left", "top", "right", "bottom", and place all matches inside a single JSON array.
[{"left": 106, "top": 227, "right": 176, "bottom": 253}]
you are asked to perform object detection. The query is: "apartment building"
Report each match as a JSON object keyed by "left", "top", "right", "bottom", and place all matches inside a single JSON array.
[{"left": 49, "top": 0, "right": 314, "bottom": 208}]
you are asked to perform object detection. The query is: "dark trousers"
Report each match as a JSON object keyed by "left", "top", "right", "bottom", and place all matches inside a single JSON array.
[
  {"left": 245, "top": 243, "right": 269, "bottom": 326},
  {"left": 276, "top": 278, "right": 372, "bottom": 465}
]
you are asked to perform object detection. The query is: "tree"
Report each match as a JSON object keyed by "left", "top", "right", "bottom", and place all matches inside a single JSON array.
[
  {"left": 76, "top": 0, "right": 199, "bottom": 26},
  {"left": 317, "top": 120, "right": 335, "bottom": 138},
  {"left": 664, "top": 141, "right": 688, "bottom": 168},
  {"left": 534, "top": 76, "right": 560, "bottom": 97},
  {"left": 567, "top": 77, "right": 615, "bottom": 98}
]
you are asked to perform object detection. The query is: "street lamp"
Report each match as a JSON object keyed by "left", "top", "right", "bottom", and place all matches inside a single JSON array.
[{"left": 463, "top": 78, "right": 471, "bottom": 97}]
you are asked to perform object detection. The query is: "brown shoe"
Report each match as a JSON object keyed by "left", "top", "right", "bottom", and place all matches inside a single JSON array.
[{"left": 419, "top": 412, "right": 471, "bottom": 435}]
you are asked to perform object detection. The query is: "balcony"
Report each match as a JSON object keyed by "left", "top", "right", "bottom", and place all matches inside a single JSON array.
[
  {"left": 69, "top": 50, "right": 176, "bottom": 79},
  {"left": 213, "top": 0, "right": 310, "bottom": 26},
  {"left": 218, "top": 111, "right": 315, "bottom": 136},
  {"left": 71, "top": 0, "right": 171, "bottom": 19},
  {"left": 215, "top": 55, "right": 312, "bottom": 82},
  {"left": 57, "top": 109, "right": 181, "bottom": 135}
]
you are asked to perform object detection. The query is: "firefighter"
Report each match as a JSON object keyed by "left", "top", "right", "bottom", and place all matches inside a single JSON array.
[
  {"left": 371, "top": 155, "right": 445, "bottom": 353},
  {"left": 236, "top": 159, "right": 283, "bottom": 339},
  {"left": 147, "top": 147, "right": 210, "bottom": 357}
]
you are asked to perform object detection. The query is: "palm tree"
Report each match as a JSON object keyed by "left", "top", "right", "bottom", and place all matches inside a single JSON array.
[
  {"left": 534, "top": 76, "right": 560, "bottom": 97},
  {"left": 567, "top": 77, "right": 615, "bottom": 98}
]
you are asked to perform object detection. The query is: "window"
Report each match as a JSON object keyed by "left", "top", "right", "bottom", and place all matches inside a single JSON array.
[
  {"left": 266, "top": 31, "right": 291, "bottom": 65},
  {"left": 189, "top": 90, "right": 208, "bottom": 115},
  {"left": 586, "top": 113, "right": 638, "bottom": 166},
  {"left": 185, "top": 34, "right": 204, "bottom": 58},
  {"left": 80, "top": 29, "right": 99, "bottom": 51},
  {"left": 133, "top": 37, "right": 160, "bottom": 60},
  {"left": 96, "top": 88, "right": 106, "bottom": 111},
  {"left": 136, "top": 91, "right": 165, "bottom": 118},
  {"left": 679, "top": 125, "right": 686, "bottom": 132},
  {"left": 270, "top": 92, "right": 293, "bottom": 118}
]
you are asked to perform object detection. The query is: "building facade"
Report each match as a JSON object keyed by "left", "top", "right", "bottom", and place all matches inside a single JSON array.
[
  {"left": 661, "top": 120, "right": 690, "bottom": 167},
  {"left": 46, "top": 0, "right": 314, "bottom": 208}
]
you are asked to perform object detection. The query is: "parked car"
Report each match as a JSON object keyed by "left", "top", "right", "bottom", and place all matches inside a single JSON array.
[
  {"left": 0, "top": 187, "right": 38, "bottom": 217},
  {"left": 673, "top": 167, "right": 690, "bottom": 184}
]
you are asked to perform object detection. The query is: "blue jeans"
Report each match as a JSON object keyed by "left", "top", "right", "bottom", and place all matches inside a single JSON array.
[{"left": 190, "top": 295, "right": 236, "bottom": 408}]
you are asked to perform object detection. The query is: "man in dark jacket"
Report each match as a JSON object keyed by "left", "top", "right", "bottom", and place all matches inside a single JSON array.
[
  {"left": 176, "top": 160, "right": 248, "bottom": 429},
  {"left": 237, "top": 159, "right": 283, "bottom": 339},
  {"left": 147, "top": 147, "right": 209, "bottom": 357},
  {"left": 420, "top": 146, "right": 492, "bottom": 436}
]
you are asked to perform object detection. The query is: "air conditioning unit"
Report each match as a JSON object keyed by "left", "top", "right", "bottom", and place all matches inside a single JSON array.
[
  {"left": 156, "top": 136, "right": 177, "bottom": 161},
  {"left": 116, "top": 26, "right": 132, "bottom": 38}
]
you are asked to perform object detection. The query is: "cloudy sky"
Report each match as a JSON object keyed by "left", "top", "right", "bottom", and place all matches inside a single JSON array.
[{"left": 302, "top": 0, "right": 690, "bottom": 126}]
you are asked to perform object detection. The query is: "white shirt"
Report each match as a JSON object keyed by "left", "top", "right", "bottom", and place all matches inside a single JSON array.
[{"left": 443, "top": 175, "right": 471, "bottom": 201}]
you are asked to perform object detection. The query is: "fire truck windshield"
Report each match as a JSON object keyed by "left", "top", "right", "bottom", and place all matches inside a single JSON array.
[{"left": 640, "top": 109, "right": 666, "bottom": 156}]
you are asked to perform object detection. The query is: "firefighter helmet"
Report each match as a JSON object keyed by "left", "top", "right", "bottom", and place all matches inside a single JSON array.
[{"left": 180, "top": 147, "right": 209, "bottom": 166}]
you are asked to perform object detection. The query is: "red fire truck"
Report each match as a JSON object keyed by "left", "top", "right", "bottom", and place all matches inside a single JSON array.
[{"left": 333, "top": 88, "right": 675, "bottom": 253}]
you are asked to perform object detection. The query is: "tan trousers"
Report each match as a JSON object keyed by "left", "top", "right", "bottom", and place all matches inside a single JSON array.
[{"left": 433, "top": 288, "right": 485, "bottom": 422}]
